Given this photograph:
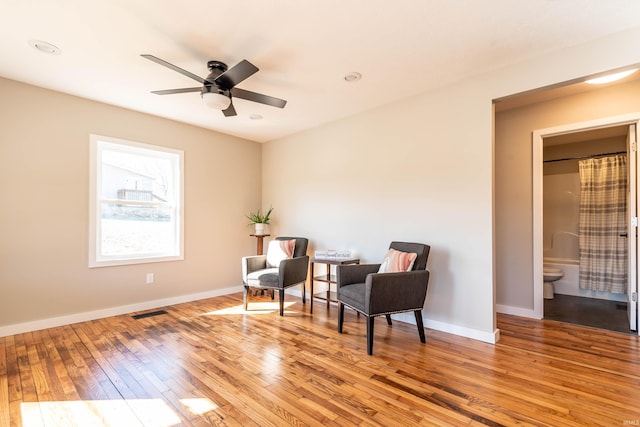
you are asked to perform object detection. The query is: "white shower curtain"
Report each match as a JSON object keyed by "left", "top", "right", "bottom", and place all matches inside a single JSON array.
[{"left": 578, "top": 154, "right": 627, "bottom": 294}]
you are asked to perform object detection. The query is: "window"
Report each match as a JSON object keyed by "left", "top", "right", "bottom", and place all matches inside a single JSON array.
[{"left": 89, "top": 134, "right": 183, "bottom": 267}]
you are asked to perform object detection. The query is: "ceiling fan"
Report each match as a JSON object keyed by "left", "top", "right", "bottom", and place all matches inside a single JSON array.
[{"left": 141, "top": 54, "right": 287, "bottom": 117}]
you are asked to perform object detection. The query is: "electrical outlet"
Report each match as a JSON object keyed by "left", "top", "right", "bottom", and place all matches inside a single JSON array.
[{"left": 146, "top": 273, "right": 154, "bottom": 284}]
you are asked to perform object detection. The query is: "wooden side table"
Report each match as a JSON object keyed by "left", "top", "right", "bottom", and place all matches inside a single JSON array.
[
  {"left": 310, "top": 257, "right": 360, "bottom": 314},
  {"left": 250, "top": 234, "right": 270, "bottom": 255}
]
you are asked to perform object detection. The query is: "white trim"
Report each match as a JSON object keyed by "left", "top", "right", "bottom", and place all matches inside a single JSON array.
[
  {"left": 290, "top": 288, "right": 501, "bottom": 344},
  {"left": 423, "top": 317, "right": 500, "bottom": 344},
  {"left": 392, "top": 312, "right": 500, "bottom": 344},
  {"left": 0, "top": 286, "right": 242, "bottom": 338},
  {"left": 89, "top": 134, "right": 185, "bottom": 268},
  {"left": 496, "top": 304, "right": 539, "bottom": 319},
  {"left": 4, "top": 286, "right": 501, "bottom": 344},
  {"left": 533, "top": 113, "right": 640, "bottom": 320}
]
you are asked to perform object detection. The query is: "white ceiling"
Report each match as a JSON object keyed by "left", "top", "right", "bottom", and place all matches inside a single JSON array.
[{"left": 2, "top": 0, "right": 640, "bottom": 142}]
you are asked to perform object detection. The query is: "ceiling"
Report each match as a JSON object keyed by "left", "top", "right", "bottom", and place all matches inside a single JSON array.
[{"left": 2, "top": 1, "right": 640, "bottom": 143}]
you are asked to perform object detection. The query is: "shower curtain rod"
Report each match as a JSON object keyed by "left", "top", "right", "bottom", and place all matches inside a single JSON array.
[{"left": 543, "top": 151, "right": 627, "bottom": 163}]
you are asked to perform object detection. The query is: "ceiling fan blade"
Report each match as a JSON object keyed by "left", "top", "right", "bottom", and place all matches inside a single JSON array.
[
  {"left": 151, "top": 87, "right": 202, "bottom": 95},
  {"left": 222, "top": 101, "right": 237, "bottom": 117},
  {"left": 141, "top": 54, "right": 206, "bottom": 84},
  {"left": 215, "top": 60, "right": 259, "bottom": 89},
  {"left": 231, "top": 88, "right": 287, "bottom": 108}
]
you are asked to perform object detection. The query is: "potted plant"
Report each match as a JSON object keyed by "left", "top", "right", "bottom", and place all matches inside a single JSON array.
[{"left": 246, "top": 207, "right": 273, "bottom": 235}]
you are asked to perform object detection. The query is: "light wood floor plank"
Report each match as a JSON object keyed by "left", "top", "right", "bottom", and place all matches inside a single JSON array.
[
  {"left": 0, "top": 336, "right": 10, "bottom": 427},
  {"left": 1, "top": 292, "right": 640, "bottom": 426}
]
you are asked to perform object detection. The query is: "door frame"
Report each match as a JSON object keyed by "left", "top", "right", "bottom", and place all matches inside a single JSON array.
[
  {"left": 627, "top": 123, "right": 638, "bottom": 331},
  {"left": 532, "top": 112, "right": 640, "bottom": 332}
]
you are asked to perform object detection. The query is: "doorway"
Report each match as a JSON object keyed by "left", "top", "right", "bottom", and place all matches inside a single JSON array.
[{"left": 533, "top": 114, "right": 640, "bottom": 334}]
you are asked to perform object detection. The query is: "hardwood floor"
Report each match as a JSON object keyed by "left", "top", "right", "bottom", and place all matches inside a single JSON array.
[{"left": 1, "top": 293, "right": 640, "bottom": 426}]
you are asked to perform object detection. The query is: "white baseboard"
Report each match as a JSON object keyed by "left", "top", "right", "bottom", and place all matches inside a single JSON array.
[
  {"left": 292, "top": 289, "right": 501, "bottom": 343},
  {"left": 496, "top": 304, "right": 541, "bottom": 320},
  {"left": 391, "top": 312, "right": 500, "bottom": 344},
  {"left": 422, "top": 317, "right": 500, "bottom": 344},
  {"left": 0, "top": 285, "right": 243, "bottom": 338},
  {"left": 3, "top": 285, "right": 501, "bottom": 346},
  {"left": 326, "top": 306, "right": 499, "bottom": 344}
]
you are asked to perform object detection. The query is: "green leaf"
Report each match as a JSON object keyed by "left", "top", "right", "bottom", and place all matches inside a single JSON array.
[{"left": 246, "top": 207, "right": 273, "bottom": 224}]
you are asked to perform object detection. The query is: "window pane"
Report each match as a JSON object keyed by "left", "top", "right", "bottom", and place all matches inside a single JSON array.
[
  {"left": 90, "top": 134, "right": 183, "bottom": 267},
  {"left": 101, "top": 148, "right": 174, "bottom": 202},
  {"left": 101, "top": 204, "right": 176, "bottom": 257}
]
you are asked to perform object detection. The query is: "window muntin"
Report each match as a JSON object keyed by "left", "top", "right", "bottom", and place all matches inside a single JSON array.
[{"left": 89, "top": 134, "right": 183, "bottom": 267}]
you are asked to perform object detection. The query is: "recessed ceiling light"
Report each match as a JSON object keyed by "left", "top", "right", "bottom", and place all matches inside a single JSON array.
[
  {"left": 28, "top": 39, "right": 62, "bottom": 55},
  {"left": 344, "top": 72, "right": 362, "bottom": 82},
  {"left": 585, "top": 69, "right": 638, "bottom": 85},
  {"left": 249, "top": 114, "right": 263, "bottom": 120}
]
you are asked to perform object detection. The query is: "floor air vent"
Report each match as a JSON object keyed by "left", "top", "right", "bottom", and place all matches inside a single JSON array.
[{"left": 132, "top": 310, "right": 168, "bottom": 320}]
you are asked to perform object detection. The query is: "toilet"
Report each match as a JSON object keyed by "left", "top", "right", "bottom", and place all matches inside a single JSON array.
[{"left": 543, "top": 267, "right": 564, "bottom": 299}]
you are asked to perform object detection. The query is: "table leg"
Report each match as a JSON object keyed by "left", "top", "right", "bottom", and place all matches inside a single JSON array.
[
  {"left": 310, "top": 262, "right": 315, "bottom": 314},
  {"left": 325, "top": 263, "right": 331, "bottom": 308}
]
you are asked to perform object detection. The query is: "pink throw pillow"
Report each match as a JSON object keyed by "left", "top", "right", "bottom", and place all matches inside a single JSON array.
[
  {"left": 378, "top": 248, "right": 417, "bottom": 273},
  {"left": 266, "top": 239, "right": 296, "bottom": 268}
]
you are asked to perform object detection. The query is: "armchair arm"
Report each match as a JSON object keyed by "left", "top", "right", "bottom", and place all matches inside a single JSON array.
[
  {"left": 366, "top": 270, "right": 430, "bottom": 315},
  {"left": 279, "top": 256, "right": 310, "bottom": 288},
  {"left": 242, "top": 255, "right": 267, "bottom": 282},
  {"left": 336, "top": 263, "right": 381, "bottom": 288}
]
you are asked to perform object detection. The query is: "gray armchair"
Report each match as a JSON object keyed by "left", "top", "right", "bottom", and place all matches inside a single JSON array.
[
  {"left": 242, "top": 237, "right": 309, "bottom": 316},
  {"left": 337, "top": 241, "right": 431, "bottom": 354}
]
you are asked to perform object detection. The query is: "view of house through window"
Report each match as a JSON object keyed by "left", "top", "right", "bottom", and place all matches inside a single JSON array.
[{"left": 89, "top": 134, "right": 183, "bottom": 267}]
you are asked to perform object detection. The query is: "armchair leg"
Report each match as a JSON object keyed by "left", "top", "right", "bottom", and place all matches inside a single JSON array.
[
  {"left": 301, "top": 282, "right": 306, "bottom": 304},
  {"left": 338, "top": 303, "right": 344, "bottom": 333},
  {"left": 367, "top": 316, "right": 375, "bottom": 355},
  {"left": 415, "top": 310, "right": 426, "bottom": 343},
  {"left": 271, "top": 289, "right": 275, "bottom": 300},
  {"left": 385, "top": 314, "right": 392, "bottom": 326},
  {"left": 279, "top": 289, "right": 285, "bottom": 316},
  {"left": 243, "top": 285, "right": 249, "bottom": 311}
]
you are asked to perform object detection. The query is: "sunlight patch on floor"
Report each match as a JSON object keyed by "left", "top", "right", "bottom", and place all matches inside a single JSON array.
[
  {"left": 180, "top": 398, "right": 218, "bottom": 415},
  {"left": 22, "top": 399, "right": 181, "bottom": 426},
  {"left": 205, "top": 301, "right": 296, "bottom": 315}
]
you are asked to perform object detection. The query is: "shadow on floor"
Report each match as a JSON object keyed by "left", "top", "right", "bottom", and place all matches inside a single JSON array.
[{"left": 544, "top": 294, "right": 634, "bottom": 334}]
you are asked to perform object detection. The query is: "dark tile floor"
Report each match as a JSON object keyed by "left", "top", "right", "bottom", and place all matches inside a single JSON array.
[{"left": 544, "top": 294, "right": 635, "bottom": 334}]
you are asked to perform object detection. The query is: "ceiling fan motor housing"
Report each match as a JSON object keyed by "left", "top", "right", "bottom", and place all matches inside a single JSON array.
[
  {"left": 201, "top": 84, "right": 230, "bottom": 97},
  {"left": 207, "top": 60, "right": 228, "bottom": 78}
]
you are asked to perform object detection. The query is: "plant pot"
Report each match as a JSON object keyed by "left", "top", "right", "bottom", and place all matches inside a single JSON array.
[{"left": 254, "top": 223, "right": 268, "bottom": 235}]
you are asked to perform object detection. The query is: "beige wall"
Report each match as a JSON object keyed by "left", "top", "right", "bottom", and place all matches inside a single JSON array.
[
  {"left": 495, "top": 78, "right": 640, "bottom": 312},
  {"left": 0, "top": 77, "right": 262, "bottom": 332},
  {"left": 264, "top": 27, "right": 640, "bottom": 342},
  {"left": 264, "top": 81, "right": 496, "bottom": 340}
]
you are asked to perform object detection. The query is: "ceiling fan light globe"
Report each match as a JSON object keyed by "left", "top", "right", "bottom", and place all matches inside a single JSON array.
[{"left": 201, "top": 91, "right": 231, "bottom": 110}]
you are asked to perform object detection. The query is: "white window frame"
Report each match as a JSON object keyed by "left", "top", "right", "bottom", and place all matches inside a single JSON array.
[{"left": 89, "top": 134, "right": 184, "bottom": 267}]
